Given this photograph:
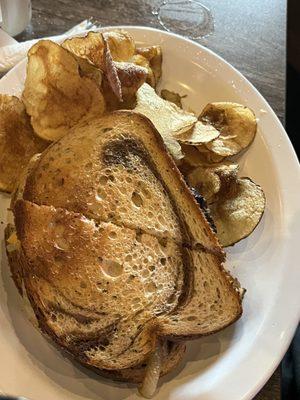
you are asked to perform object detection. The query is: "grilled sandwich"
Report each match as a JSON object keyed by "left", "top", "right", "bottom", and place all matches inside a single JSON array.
[{"left": 6, "top": 111, "right": 243, "bottom": 392}]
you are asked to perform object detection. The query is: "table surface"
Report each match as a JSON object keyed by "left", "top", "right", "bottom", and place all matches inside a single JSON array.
[{"left": 15, "top": 0, "right": 286, "bottom": 399}]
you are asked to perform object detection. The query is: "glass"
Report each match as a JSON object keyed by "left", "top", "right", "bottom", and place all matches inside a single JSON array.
[{"left": 152, "top": 0, "right": 214, "bottom": 39}]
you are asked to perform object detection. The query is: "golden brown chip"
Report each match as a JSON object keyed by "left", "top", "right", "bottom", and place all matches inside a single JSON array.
[
  {"left": 103, "top": 62, "right": 148, "bottom": 111},
  {"left": 187, "top": 162, "right": 239, "bottom": 203},
  {"left": 196, "top": 144, "right": 225, "bottom": 163},
  {"left": 187, "top": 167, "right": 221, "bottom": 202},
  {"left": 102, "top": 34, "right": 122, "bottom": 101},
  {"left": 149, "top": 47, "right": 162, "bottom": 86},
  {"left": 160, "top": 89, "right": 186, "bottom": 108},
  {"left": 0, "top": 95, "right": 47, "bottom": 193},
  {"left": 115, "top": 62, "right": 147, "bottom": 95},
  {"left": 134, "top": 83, "right": 197, "bottom": 160},
  {"left": 213, "top": 163, "right": 239, "bottom": 198},
  {"left": 177, "top": 121, "right": 220, "bottom": 144},
  {"left": 205, "top": 135, "right": 241, "bottom": 157},
  {"left": 210, "top": 177, "right": 265, "bottom": 247},
  {"left": 181, "top": 144, "right": 208, "bottom": 167},
  {"left": 62, "top": 32, "right": 105, "bottom": 69},
  {"left": 135, "top": 46, "right": 162, "bottom": 87},
  {"left": 200, "top": 102, "right": 257, "bottom": 157},
  {"left": 77, "top": 57, "right": 103, "bottom": 88},
  {"left": 104, "top": 30, "right": 136, "bottom": 62},
  {"left": 63, "top": 30, "right": 135, "bottom": 68},
  {"left": 131, "top": 54, "right": 155, "bottom": 87},
  {"left": 22, "top": 40, "right": 106, "bottom": 142},
  {"left": 182, "top": 142, "right": 224, "bottom": 167}
]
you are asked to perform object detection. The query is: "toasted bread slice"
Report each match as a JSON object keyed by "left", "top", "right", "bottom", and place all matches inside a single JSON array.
[
  {"left": 158, "top": 249, "right": 242, "bottom": 338},
  {"left": 13, "top": 198, "right": 241, "bottom": 370},
  {"left": 4, "top": 224, "right": 185, "bottom": 382},
  {"left": 23, "top": 111, "right": 223, "bottom": 257},
  {"left": 14, "top": 199, "right": 185, "bottom": 369}
]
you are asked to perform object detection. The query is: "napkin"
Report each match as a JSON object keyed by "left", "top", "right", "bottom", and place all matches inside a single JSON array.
[{"left": 0, "top": 20, "right": 101, "bottom": 73}]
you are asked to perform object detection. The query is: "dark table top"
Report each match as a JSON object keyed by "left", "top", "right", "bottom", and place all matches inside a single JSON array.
[{"left": 15, "top": 0, "right": 286, "bottom": 398}]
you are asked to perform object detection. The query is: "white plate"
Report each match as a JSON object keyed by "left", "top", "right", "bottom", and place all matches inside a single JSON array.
[{"left": 0, "top": 26, "right": 300, "bottom": 400}]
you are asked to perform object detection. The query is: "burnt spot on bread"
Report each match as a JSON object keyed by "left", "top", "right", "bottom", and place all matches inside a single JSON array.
[{"left": 102, "top": 138, "right": 148, "bottom": 170}]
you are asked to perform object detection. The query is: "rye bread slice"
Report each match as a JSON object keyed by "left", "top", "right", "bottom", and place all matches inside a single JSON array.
[
  {"left": 5, "top": 221, "right": 185, "bottom": 381},
  {"left": 23, "top": 111, "right": 224, "bottom": 257},
  {"left": 13, "top": 200, "right": 184, "bottom": 369}
]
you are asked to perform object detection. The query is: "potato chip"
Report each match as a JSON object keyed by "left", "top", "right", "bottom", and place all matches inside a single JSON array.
[
  {"left": 213, "top": 163, "right": 239, "bottom": 198},
  {"left": 187, "top": 167, "right": 221, "bottom": 202},
  {"left": 205, "top": 135, "right": 241, "bottom": 157},
  {"left": 22, "top": 40, "right": 105, "bottom": 141},
  {"left": 62, "top": 32, "right": 105, "bottom": 69},
  {"left": 77, "top": 57, "right": 103, "bottom": 88},
  {"left": 181, "top": 144, "right": 208, "bottom": 167},
  {"left": 62, "top": 30, "right": 135, "bottom": 69},
  {"left": 0, "top": 95, "right": 47, "bottom": 193},
  {"left": 200, "top": 102, "right": 257, "bottom": 157},
  {"left": 103, "top": 62, "right": 148, "bottom": 111},
  {"left": 135, "top": 83, "right": 197, "bottom": 136},
  {"left": 187, "top": 162, "right": 238, "bottom": 203},
  {"left": 135, "top": 83, "right": 197, "bottom": 160},
  {"left": 62, "top": 33, "right": 104, "bottom": 90},
  {"left": 210, "top": 177, "right": 265, "bottom": 246},
  {"left": 115, "top": 62, "right": 148, "bottom": 99},
  {"left": 196, "top": 144, "right": 225, "bottom": 163},
  {"left": 136, "top": 46, "right": 162, "bottom": 87},
  {"left": 104, "top": 30, "right": 135, "bottom": 62},
  {"left": 131, "top": 54, "right": 155, "bottom": 86},
  {"left": 148, "top": 46, "right": 162, "bottom": 86},
  {"left": 177, "top": 120, "right": 220, "bottom": 144},
  {"left": 160, "top": 89, "right": 185, "bottom": 108},
  {"left": 102, "top": 34, "right": 122, "bottom": 101}
]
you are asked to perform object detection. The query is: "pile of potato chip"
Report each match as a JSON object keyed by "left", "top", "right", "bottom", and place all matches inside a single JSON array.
[{"left": 0, "top": 28, "right": 265, "bottom": 247}]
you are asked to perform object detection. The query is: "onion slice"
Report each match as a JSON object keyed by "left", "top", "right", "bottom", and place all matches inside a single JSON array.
[{"left": 139, "top": 342, "right": 162, "bottom": 398}]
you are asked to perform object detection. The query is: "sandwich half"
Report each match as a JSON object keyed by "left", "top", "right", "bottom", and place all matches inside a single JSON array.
[{"left": 6, "top": 111, "right": 243, "bottom": 390}]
